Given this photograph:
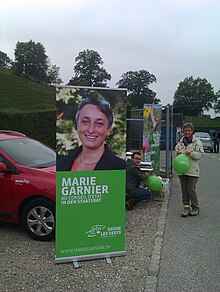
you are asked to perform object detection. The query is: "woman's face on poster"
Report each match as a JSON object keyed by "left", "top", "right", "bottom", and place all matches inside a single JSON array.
[{"left": 77, "top": 104, "right": 111, "bottom": 150}]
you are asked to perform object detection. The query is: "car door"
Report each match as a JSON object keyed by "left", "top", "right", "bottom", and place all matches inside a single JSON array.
[{"left": 0, "top": 154, "right": 14, "bottom": 219}]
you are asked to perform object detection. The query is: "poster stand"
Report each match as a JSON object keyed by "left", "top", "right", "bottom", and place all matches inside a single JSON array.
[
  {"left": 72, "top": 257, "right": 112, "bottom": 269},
  {"left": 106, "top": 257, "right": 112, "bottom": 264},
  {"left": 56, "top": 86, "right": 127, "bottom": 265},
  {"left": 73, "top": 261, "right": 80, "bottom": 268}
]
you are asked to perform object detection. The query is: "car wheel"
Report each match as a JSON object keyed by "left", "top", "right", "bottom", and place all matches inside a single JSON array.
[
  {"left": 210, "top": 149, "right": 213, "bottom": 153},
  {"left": 22, "top": 198, "right": 55, "bottom": 241}
]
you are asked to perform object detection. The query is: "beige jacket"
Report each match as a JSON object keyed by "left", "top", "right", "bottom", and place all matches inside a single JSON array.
[{"left": 175, "top": 135, "right": 204, "bottom": 177}]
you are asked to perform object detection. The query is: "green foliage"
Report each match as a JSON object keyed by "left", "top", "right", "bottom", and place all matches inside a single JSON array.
[
  {"left": 213, "top": 89, "right": 220, "bottom": 114},
  {"left": 13, "top": 40, "right": 49, "bottom": 83},
  {"left": 68, "top": 49, "right": 111, "bottom": 87},
  {"left": 173, "top": 76, "right": 217, "bottom": 116},
  {"left": 0, "top": 110, "right": 56, "bottom": 148},
  {"left": 184, "top": 116, "right": 220, "bottom": 132},
  {"left": 47, "top": 64, "right": 63, "bottom": 85},
  {"left": 12, "top": 40, "right": 62, "bottom": 85},
  {"left": 116, "top": 70, "right": 158, "bottom": 111},
  {"left": 0, "top": 51, "right": 12, "bottom": 68},
  {"left": 0, "top": 68, "right": 56, "bottom": 147},
  {"left": 0, "top": 68, "right": 55, "bottom": 111}
]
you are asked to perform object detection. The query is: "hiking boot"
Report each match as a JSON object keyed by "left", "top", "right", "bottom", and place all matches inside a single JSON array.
[
  {"left": 181, "top": 206, "right": 190, "bottom": 217},
  {"left": 189, "top": 208, "right": 199, "bottom": 216}
]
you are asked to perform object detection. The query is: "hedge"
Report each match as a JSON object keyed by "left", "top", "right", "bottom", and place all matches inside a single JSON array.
[{"left": 0, "top": 109, "right": 56, "bottom": 148}]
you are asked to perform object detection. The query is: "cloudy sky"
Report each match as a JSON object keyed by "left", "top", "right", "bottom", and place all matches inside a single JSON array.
[{"left": 1, "top": 0, "right": 220, "bottom": 107}]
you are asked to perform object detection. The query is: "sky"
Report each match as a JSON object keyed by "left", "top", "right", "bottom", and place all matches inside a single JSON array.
[{"left": 1, "top": 0, "right": 220, "bottom": 110}]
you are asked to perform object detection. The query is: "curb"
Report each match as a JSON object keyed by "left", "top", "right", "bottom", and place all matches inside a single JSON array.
[{"left": 144, "top": 179, "right": 171, "bottom": 292}]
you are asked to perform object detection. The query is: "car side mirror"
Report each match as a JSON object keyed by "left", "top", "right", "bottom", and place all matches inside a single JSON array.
[{"left": 0, "top": 162, "right": 9, "bottom": 172}]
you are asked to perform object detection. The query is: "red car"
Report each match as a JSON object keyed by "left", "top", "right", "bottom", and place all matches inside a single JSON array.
[{"left": 0, "top": 130, "right": 56, "bottom": 241}]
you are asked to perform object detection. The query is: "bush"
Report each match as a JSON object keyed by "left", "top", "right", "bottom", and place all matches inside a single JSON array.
[{"left": 0, "top": 109, "right": 56, "bottom": 148}]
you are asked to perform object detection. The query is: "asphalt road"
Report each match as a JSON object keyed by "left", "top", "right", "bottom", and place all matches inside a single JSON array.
[{"left": 157, "top": 152, "right": 220, "bottom": 292}]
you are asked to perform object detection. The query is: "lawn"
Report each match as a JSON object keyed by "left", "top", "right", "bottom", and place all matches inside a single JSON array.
[{"left": 0, "top": 68, "right": 55, "bottom": 111}]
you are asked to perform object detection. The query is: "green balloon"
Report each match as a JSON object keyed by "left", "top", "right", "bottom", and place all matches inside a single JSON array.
[
  {"left": 147, "top": 175, "right": 154, "bottom": 184},
  {"left": 147, "top": 175, "right": 163, "bottom": 191},
  {"left": 173, "top": 153, "right": 190, "bottom": 174}
]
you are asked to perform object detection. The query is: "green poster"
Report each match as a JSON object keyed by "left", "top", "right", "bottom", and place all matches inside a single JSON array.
[
  {"left": 55, "top": 86, "right": 127, "bottom": 263},
  {"left": 55, "top": 170, "right": 126, "bottom": 262},
  {"left": 143, "top": 104, "right": 162, "bottom": 175}
]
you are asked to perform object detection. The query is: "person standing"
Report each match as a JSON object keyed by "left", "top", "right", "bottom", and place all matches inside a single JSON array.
[
  {"left": 217, "top": 131, "right": 220, "bottom": 153},
  {"left": 126, "top": 151, "right": 152, "bottom": 209},
  {"left": 212, "top": 130, "right": 220, "bottom": 153},
  {"left": 175, "top": 123, "right": 204, "bottom": 217}
]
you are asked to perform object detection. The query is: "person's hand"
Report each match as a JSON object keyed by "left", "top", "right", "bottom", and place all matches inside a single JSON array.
[
  {"left": 176, "top": 150, "right": 182, "bottom": 155},
  {"left": 185, "top": 149, "right": 191, "bottom": 155}
]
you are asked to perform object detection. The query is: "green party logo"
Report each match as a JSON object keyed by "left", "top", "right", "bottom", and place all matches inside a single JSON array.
[
  {"left": 86, "top": 225, "right": 106, "bottom": 237},
  {"left": 86, "top": 225, "right": 122, "bottom": 238}
]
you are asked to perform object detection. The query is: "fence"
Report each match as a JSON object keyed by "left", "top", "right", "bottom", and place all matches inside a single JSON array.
[{"left": 126, "top": 104, "right": 174, "bottom": 177}]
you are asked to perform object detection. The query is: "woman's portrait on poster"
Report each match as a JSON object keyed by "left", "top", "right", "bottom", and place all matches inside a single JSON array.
[{"left": 57, "top": 96, "right": 125, "bottom": 171}]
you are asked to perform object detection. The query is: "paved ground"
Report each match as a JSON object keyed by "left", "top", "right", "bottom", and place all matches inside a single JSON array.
[
  {"left": 156, "top": 153, "right": 220, "bottom": 292},
  {"left": 1, "top": 152, "right": 220, "bottom": 292},
  {"left": 0, "top": 199, "right": 161, "bottom": 292}
]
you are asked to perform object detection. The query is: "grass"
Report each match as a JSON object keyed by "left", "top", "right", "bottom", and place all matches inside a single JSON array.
[{"left": 0, "top": 68, "right": 56, "bottom": 111}]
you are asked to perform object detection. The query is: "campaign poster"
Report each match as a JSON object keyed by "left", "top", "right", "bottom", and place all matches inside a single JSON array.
[
  {"left": 55, "top": 86, "right": 127, "bottom": 263},
  {"left": 143, "top": 104, "right": 162, "bottom": 175}
]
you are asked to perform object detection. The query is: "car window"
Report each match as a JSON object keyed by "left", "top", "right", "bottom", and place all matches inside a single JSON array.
[
  {"left": 0, "top": 153, "right": 17, "bottom": 170},
  {"left": 0, "top": 138, "right": 56, "bottom": 168},
  {"left": 195, "top": 132, "right": 210, "bottom": 138}
]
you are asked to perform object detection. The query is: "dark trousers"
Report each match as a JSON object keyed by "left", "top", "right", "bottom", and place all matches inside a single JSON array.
[
  {"left": 179, "top": 175, "right": 199, "bottom": 209},
  {"left": 133, "top": 187, "right": 152, "bottom": 203},
  {"left": 213, "top": 140, "right": 219, "bottom": 153}
]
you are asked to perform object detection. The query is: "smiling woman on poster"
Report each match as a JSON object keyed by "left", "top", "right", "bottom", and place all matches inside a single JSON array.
[{"left": 57, "top": 96, "right": 125, "bottom": 171}]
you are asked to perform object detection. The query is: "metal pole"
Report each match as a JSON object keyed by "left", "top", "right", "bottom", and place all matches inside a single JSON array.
[
  {"left": 170, "top": 104, "right": 174, "bottom": 174},
  {"left": 166, "top": 104, "right": 170, "bottom": 177}
]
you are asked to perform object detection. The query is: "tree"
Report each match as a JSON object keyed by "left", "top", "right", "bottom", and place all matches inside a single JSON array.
[
  {"left": 116, "top": 70, "right": 158, "bottom": 110},
  {"left": 47, "top": 64, "right": 63, "bottom": 85},
  {"left": 213, "top": 89, "right": 220, "bottom": 114},
  {"left": 13, "top": 40, "right": 48, "bottom": 83},
  {"left": 0, "top": 51, "right": 12, "bottom": 68},
  {"left": 173, "top": 76, "right": 217, "bottom": 116},
  {"left": 68, "top": 49, "right": 111, "bottom": 87}
]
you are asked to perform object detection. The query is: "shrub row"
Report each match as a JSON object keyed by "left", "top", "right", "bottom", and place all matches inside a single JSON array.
[
  {"left": 0, "top": 110, "right": 56, "bottom": 148},
  {"left": 194, "top": 126, "right": 220, "bottom": 133}
]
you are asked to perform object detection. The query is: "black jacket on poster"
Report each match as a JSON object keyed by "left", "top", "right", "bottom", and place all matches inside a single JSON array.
[{"left": 57, "top": 144, "right": 125, "bottom": 171}]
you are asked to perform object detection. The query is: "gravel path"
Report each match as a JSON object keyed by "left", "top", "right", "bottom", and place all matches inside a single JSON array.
[{"left": 0, "top": 200, "right": 162, "bottom": 292}]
